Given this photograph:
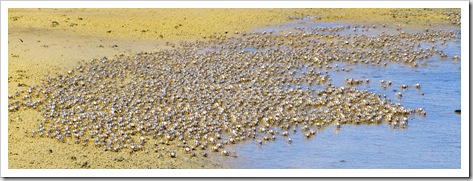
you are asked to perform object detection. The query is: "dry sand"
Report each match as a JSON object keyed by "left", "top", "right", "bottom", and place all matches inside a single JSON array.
[{"left": 7, "top": 8, "right": 459, "bottom": 169}]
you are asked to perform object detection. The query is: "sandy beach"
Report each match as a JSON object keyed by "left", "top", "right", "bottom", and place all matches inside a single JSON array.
[{"left": 8, "top": 8, "right": 459, "bottom": 169}]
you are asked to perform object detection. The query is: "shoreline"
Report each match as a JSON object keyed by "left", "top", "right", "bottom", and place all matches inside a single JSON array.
[{"left": 8, "top": 8, "right": 459, "bottom": 169}]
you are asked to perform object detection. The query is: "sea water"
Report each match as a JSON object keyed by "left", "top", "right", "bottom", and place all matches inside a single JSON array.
[{"left": 217, "top": 18, "right": 461, "bottom": 169}]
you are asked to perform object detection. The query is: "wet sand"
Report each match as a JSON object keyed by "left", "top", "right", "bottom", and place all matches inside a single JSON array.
[{"left": 8, "top": 8, "right": 459, "bottom": 169}]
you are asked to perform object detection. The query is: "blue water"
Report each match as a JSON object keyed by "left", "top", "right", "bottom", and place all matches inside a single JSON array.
[{"left": 217, "top": 20, "right": 461, "bottom": 169}]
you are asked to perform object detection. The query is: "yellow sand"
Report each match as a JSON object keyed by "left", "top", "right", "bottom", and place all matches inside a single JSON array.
[{"left": 8, "top": 8, "right": 459, "bottom": 169}]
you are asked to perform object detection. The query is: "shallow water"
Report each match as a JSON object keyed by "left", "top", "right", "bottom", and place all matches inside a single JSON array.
[{"left": 217, "top": 19, "right": 461, "bottom": 169}]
